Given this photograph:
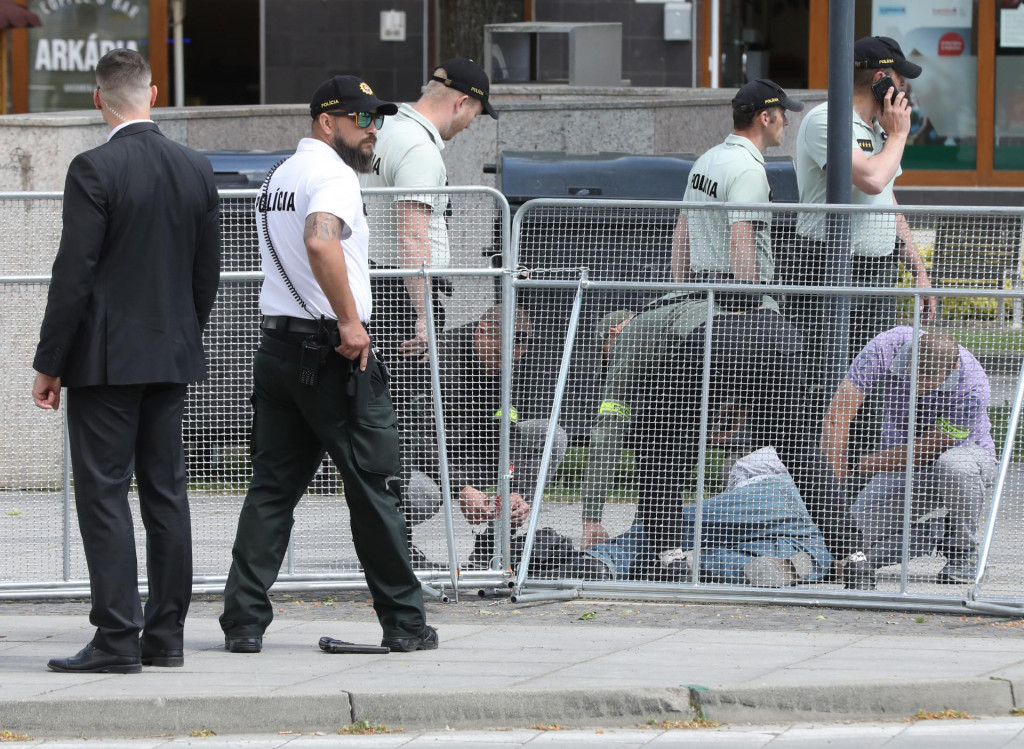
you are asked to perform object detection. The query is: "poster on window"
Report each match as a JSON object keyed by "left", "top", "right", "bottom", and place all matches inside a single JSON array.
[
  {"left": 28, "top": 0, "right": 149, "bottom": 113},
  {"left": 872, "top": 1, "right": 975, "bottom": 145}
]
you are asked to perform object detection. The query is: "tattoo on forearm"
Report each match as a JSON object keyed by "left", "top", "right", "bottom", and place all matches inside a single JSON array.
[{"left": 303, "top": 212, "right": 344, "bottom": 243}]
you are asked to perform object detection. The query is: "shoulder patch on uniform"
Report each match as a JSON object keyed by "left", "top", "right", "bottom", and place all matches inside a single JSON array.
[
  {"left": 598, "top": 400, "right": 631, "bottom": 419},
  {"left": 857, "top": 139, "right": 874, "bottom": 153}
]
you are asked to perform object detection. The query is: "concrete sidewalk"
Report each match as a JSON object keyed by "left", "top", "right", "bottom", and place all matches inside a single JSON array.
[{"left": 2, "top": 612, "right": 1024, "bottom": 738}]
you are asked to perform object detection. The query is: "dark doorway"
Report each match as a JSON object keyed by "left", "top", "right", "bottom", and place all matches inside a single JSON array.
[{"left": 169, "top": 0, "right": 260, "bottom": 106}]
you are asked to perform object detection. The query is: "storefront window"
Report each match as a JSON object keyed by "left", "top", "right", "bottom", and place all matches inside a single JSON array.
[
  {"left": 996, "top": 2, "right": 1024, "bottom": 170},
  {"left": 27, "top": 0, "right": 150, "bottom": 113},
  {"left": 871, "top": 0, "right": 977, "bottom": 171}
]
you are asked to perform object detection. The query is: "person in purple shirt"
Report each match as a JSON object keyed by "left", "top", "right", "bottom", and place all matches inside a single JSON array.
[{"left": 822, "top": 327, "right": 996, "bottom": 589}]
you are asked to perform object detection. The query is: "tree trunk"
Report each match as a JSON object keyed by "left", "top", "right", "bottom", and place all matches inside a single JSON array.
[{"left": 437, "top": 0, "right": 523, "bottom": 65}]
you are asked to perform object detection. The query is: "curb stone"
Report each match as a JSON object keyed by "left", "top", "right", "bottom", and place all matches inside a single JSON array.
[
  {"left": 697, "top": 678, "right": 1016, "bottom": 724},
  {"left": 350, "top": 687, "right": 696, "bottom": 729},
  {"left": 0, "top": 679, "right": 1016, "bottom": 736}
]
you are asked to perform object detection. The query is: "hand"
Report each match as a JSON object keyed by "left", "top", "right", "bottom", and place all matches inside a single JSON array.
[
  {"left": 508, "top": 492, "right": 531, "bottom": 529},
  {"left": 458, "top": 486, "right": 496, "bottom": 526},
  {"left": 335, "top": 320, "right": 371, "bottom": 370},
  {"left": 821, "top": 438, "right": 849, "bottom": 482},
  {"left": 877, "top": 88, "right": 912, "bottom": 141},
  {"left": 398, "top": 316, "right": 429, "bottom": 361},
  {"left": 914, "top": 271, "right": 937, "bottom": 324},
  {"left": 32, "top": 373, "right": 61, "bottom": 410},
  {"left": 580, "top": 519, "right": 610, "bottom": 550}
]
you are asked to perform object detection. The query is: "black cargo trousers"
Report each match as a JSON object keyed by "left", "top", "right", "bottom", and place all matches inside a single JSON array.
[{"left": 220, "top": 331, "right": 426, "bottom": 641}]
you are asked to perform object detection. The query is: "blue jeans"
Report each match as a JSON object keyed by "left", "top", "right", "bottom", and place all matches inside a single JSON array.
[{"left": 585, "top": 475, "right": 833, "bottom": 583}]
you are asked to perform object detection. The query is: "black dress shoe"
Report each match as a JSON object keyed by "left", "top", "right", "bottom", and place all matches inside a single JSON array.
[
  {"left": 47, "top": 643, "right": 142, "bottom": 674},
  {"left": 140, "top": 640, "right": 184, "bottom": 667},
  {"left": 381, "top": 626, "right": 438, "bottom": 653},
  {"left": 841, "top": 551, "right": 877, "bottom": 591},
  {"left": 225, "top": 636, "right": 262, "bottom": 653}
]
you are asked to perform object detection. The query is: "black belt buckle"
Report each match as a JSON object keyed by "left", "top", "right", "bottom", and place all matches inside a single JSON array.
[{"left": 299, "top": 337, "right": 321, "bottom": 386}]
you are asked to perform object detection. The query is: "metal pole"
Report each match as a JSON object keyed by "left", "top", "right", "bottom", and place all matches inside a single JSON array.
[
  {"left": 691, "top": 2, "right": 698, "bottom": 88},
  {"left": 899, "top": 307, "right": 922, "bottom": 594},
  {"left": 422, "top": 0, "right": 429, "bottom": 87},
  {"left": 172, "top": 0, "right": 185, "bottom": 108},
  {"left": 423, "top": 268, "right": 460, "bottom": 599},
  {"left": 823, "top": 0, "right": 854, "bottom": 399},
  {"left": 62, "top": 416, "right": 72, "bottom": 581},
  {"left": 971, "top": 355, "right": 1024, "bottom": 598},
  {"left": 710, "top": 0, "right": 720, "bottom": 87},
  {"left": 690, "top": 293, "right": 717, "bottom": 586},
  {"left": 497, "top": 200, "right": 517, "bottom": 571},
  {"left": 259, "top": 0, "right": 266, "bottom": 105},
  {"left": 513, "top": 271, "right": 586, "bottom": 593}
]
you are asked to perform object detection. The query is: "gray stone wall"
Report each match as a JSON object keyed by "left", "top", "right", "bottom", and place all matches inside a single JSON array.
[{"left": 0, "top": 87, "right": 826, "bottom": 193}]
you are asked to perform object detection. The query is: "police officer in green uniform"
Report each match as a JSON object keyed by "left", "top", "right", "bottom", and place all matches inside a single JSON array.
[
  {"left": 219, "top": 75, "right": 437, "bottom": 654},
  {"left": 580, "top": 81, "right": 861, "bottom": 568}
]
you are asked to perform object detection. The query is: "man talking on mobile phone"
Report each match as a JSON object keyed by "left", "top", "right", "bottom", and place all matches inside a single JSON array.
[{"left": 791, "top": 37, "right": 935, "bottom": 393}]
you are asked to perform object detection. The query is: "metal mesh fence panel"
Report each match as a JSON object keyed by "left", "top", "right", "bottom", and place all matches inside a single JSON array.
[
  {"left": 5, "top": 189, "right": 1024, "bottom": 614},
  {"left": 0, "top": 195, "right": 69, "bottom": 586},
  {"left": 511, "top": 199, "right": 1024, "bottom": 609},
  {"left": 0, "top": 187, "right": 507, "bottom": 594},
  {"left": 363, "top": 188, "right": 507, "bottom": 575}
]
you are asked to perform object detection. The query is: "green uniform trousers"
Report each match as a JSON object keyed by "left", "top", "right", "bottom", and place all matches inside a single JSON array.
[{"left": 220, "top": 345, "right": 426, "bottom": 640}]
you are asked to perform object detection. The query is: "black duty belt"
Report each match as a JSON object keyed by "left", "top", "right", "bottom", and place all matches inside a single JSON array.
[
  {"left": 694, "top": 271, "right": 740, "bottom": 285},
  {"left": 261, "top": 315, "right": 331, "bottom": 335},
  {"left": 852, "top": 253, "right": 898, "bottom": 269},
  {"left": 261, "top": 315, "right": 372, "bottom": 337}
]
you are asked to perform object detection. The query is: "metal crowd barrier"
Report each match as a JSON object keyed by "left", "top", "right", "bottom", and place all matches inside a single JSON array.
[
  {"left": 2, "top": 192, "right": 1024, "bottom": 617},
  {"left": 0, "top": 187, "right": 513, "bottom": 601},
  {"left": 509, "top": 198, "right": 1024, "bottom": 615}
]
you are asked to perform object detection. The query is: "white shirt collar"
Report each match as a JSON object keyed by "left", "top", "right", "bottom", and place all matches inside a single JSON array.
[
  {"left": 724, "top": 133, "right": 764, "bottom": 164},
  {"left": 398, "top": 102, "right": 445, "bottom": 151},
  {"left": 107, "top": 119, "right": 154, "bottom": 142}
]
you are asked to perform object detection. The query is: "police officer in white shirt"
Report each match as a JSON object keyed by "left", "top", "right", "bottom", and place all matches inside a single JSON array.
[{"left": 220, "top": 75, "right": 437, "bottom": 655}]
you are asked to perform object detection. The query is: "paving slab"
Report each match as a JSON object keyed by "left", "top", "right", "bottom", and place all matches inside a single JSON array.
[{"left": 2, "top": 607, "right": 1024, "bottom": 738}]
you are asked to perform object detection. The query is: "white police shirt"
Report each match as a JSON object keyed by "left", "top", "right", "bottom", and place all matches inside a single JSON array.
[
  {"left": 257, "top": 137, "right": 372, "bottom": 323},
  {"left": 360, "top": 102, "right": 451, "bottom": 268},
  {"left": 795, "top": 101, "right": 900, "bottom": 257}
]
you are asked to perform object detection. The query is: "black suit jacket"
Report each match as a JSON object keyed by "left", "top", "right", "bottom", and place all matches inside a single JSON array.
[{"left": 33, "top": 122, "right": 221, "bottom": 387}]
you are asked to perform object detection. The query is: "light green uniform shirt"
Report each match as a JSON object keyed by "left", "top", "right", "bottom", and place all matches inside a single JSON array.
[
  {"left": 582, "top": 296, "right": 717, "bottom": 521},
  {"left": 683, "top": 134, "right": 774, "bottom": 283},
  {"left": 360, "top": 102, "right": 451, "bottom": 267},
  {"left": 795, "top": 101, "right": 900, "bottom": 257}
]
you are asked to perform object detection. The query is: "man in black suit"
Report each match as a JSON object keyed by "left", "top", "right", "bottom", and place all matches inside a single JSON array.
[{"left": 31, "top": 49, "right": 221, "bottom": 674}]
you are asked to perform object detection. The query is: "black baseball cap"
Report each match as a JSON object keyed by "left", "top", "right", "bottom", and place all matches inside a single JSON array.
[
  {"left": 431, "top": 57, "right": 498, "bottom": 119},
  {"left": 732, "top": 78, "right": 804, "bottom": 113},
  {"left": 854, "top": 36, "right": 922, "bottom": 79},
  {"left": 309, "top": 75, "right": 398, "bottom": 120}
]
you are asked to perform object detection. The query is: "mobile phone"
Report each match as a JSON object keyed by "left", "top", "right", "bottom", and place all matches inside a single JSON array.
[{"left": 871, "top": 75, "right": 899, "bottom": 107}]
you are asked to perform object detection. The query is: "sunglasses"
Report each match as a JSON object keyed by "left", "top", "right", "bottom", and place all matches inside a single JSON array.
[{"left": 327, "top": 111, "right": 385, "bottom": 129}]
